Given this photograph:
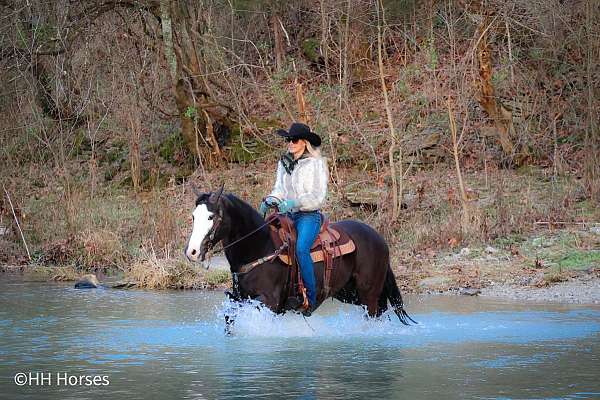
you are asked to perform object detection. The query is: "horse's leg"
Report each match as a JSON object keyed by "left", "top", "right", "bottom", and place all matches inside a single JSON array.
[
  {"left": 356, "top": 282, "right": 385, "bottom": 317},
  {"left": 356, "top": 263, "right": 387, "bottom": 318},
  {"left": 224, "top": 313, "right": 235, "bottom": 335},
  {"left": 376, "top": 290, "right": 389, "bottom": 318},
  {"left": 223, "top": 300, "right": 240, "bottom": 335}
]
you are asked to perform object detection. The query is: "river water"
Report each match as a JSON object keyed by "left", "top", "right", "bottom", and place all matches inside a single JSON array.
[{"left": 0, "top": 280, "right": 599, "bottom": 399}]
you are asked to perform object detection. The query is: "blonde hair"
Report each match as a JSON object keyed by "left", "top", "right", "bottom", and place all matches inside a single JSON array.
[{"left": 303, "top": 140, "right": 322, "bottom": 158}]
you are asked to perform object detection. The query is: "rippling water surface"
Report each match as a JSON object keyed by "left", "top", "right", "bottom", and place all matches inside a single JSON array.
[{"left": 0, "top": 280, "right": 599, "bottom": 399}]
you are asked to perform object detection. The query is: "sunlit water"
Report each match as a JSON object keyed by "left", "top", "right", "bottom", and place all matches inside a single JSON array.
[{"left": 0, "top": 280, "right": 599, "bottom": 399}]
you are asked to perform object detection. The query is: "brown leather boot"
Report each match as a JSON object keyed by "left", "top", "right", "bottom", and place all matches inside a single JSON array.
[{"left": 302, "top": 303, "right": 316, "bottom": 317}]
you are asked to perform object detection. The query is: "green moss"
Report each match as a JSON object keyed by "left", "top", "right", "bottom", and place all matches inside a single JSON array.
[
  {"left": 72, "top": 129, "right": 93, "bottom": 156},
  {"left": 227, "top": 123, "right": 269, "bottom": 163},
  {"left": 557, "top": 250, "right": 600, "bottom": 270},
  {"left": 253, "top": 118, "right": 281, "bottom": 130},
  {"left": 104, "top": 140, "right": 128, "bottom": 163},
  {"left": 529, "top": 48, "right": 544, "bottom": 61},
  {"left": 158, "top": 132, "right": 192, "bottom": 166},
  {"left": 302, "top": 38, "right": 321, "bottom": 63},
  {"left": 427, "top": 36, "right": 438, "bottom": 70},
  {"left": 492, "top": 69, "right": 509, "bottom": 87},
  {"left": 365, "top": 110, "right": 380, "bottom": 121},
  {"left": 159, "top": 133, "right": 181, "bottom": 162},
  {"left": 393, "top": 80, "right": 410, "bottom": 98},
  {"left": 184, "top": 106, "right": 198, "bottom": 120},
  {"left": 494, "top": 233, "right": 526, "bottom": 249},
  {"left": 402, "top": 64, "right": 422, "bottom": 81},
  {"left": 574, "top": 200, "right": 600, "bottom": 219}
]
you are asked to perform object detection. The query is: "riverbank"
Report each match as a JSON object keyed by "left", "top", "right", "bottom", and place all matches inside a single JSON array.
[
  {"left": 2, "top": 165, "right": 599, "bottom": 298},
  {"left": 479, "top": 276, "right": 600, "bottom": 304},
  {"left": 2, "top": 256, "right": 599, "bottom": 305},
  {"left": 0, "top": 261, "right": 231, "bottom": 290}
]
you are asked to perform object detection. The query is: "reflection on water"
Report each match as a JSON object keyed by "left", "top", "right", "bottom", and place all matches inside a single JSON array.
[{"left": 0, "top": 280, "right": 599, "bottom": 399}]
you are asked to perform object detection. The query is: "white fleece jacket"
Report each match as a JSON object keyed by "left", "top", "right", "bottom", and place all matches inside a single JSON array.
[{"left": 268, "top": 156, "right": 328, "bottom": 211}]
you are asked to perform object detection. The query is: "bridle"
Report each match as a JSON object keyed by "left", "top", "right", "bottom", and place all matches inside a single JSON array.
[
  {"left": 200, "top": 195, "right": 282, "bottom": 269},
  {"left": 206, "top": 215, "right": 273, "bottom": 254}
]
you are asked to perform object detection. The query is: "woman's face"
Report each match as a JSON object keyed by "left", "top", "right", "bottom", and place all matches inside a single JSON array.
[{"left": 287, "top": 138, "right": 307, "bottom": 157}]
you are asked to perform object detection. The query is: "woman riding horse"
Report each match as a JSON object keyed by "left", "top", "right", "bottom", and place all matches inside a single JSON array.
[
  {"left": 259, "top": 122, "right": 327, "bottom": 316},
  {"left": 184, "top": 127, "right": 415, "bottom": 328}
]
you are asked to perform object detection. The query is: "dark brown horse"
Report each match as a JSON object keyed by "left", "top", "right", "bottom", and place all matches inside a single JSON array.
[{"left": 185, "top": 187, "right": 415, "bottom": 328}]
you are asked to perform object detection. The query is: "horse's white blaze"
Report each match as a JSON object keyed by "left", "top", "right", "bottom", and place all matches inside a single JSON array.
[{"left": 186, "top": 204, "right": 214, "bottom": 261}]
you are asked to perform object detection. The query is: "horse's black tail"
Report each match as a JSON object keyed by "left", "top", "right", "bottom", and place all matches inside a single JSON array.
[{"left": 385, "top": 267, "right": 417, "bottom": 325}]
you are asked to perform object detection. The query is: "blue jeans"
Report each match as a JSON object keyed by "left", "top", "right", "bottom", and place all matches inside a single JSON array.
[{"left": 290, "top": 210, "right": 321, "bottom": 306}]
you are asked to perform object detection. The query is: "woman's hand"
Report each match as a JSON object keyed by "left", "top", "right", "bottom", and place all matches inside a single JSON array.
[
  {"left": 259, "top": 201, "right": 269, "bottom": 216},
  {"left": 260, "top": 196, "right": 282, "bottom": 217},
  {"left": 277, "top": 199, "right": 297, "bottom": 213}
]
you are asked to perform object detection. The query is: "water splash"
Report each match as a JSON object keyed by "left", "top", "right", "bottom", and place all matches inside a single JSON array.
[
  {"left": 215, "top": 298, "right": 600, "bottom": 346},
  {"left": 217, "top": 298, "right": 418, "bottom": 338}
]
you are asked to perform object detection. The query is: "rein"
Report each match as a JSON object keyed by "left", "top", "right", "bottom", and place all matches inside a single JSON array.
[
  {"left": 203, "top": 214, "right": 278, "bottom": 269},
  {"left": 209, "top": 213, "right": 276, "bottom": 255},
  {"left": 226, "top": 220, "right": 272, "bottom": 252},
  {"left": 237, "top": 242, "right": 288, "bottom": 275}
]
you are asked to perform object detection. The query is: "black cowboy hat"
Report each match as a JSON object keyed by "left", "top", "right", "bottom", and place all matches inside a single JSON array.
[{"left": 276, "top": 122, "right": 321, "bottom": 147}]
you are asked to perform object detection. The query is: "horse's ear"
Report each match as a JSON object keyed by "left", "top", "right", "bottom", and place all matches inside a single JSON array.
[
  {"left": 190, "top": 182, "right": 203, "bottom": 197},
  {"left": 209, "top": 183, "right": 225, "bottom": 204}
]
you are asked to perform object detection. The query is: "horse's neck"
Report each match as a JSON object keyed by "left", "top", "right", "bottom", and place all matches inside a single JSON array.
[{"left": 223, "top": 203, "right": 274, "bottom": 272}]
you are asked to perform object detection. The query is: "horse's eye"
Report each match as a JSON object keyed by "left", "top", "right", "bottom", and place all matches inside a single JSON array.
[{"left": 208, "top": 215, "right": 214, "bottom": 220}]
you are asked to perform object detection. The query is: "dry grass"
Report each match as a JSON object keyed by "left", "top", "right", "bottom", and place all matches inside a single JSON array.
[
  {"left": 22, "top": 265, "right": 80, "bottom": 282},
  {"left": 385, "top": 167, "right": 595, "bottom": 253},
  {"left": 78, "top": 229, "right": 128, "bottom": 270},
  {"left": 125, "top": 249, "right": 230, "bottom": 290},
  {"left": 2, "top": 151, "right": 597, "bottom": 292}
]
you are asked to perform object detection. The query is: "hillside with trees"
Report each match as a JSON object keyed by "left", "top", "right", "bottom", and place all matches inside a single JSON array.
[{"left": 1, "top": 0, "right": 598, "bottom": 291}]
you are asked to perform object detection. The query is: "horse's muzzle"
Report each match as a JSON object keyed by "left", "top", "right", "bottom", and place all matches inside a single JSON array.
[{"left": 184, "top": 243, "right": 206, "bottom": 263}]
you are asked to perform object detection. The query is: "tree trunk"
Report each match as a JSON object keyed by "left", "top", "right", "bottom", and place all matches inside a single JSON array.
[
  {"left": 158, "top": 0, "right": 233, "bottom": 169},
  {"left": 159, "top": 0, "right": 177, "bottom": 86},
  {"left": 584, "top": 0, "right": 599, "bottom": 201},
  {"left": 476, "top": 15, "right": 514, "bottom": 156},
  {"left": 376, "top": 0, "right": 401, "bottom": 221},
  {"left": 272, "top": 14, "right": 286, "bottom": 72}
]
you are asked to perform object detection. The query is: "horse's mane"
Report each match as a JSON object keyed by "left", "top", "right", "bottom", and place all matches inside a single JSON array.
[{"left": 224, "top": 193, "right": 266, "bottom": 227}]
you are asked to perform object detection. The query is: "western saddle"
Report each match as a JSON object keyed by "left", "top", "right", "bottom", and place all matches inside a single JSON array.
[{"left": 267, "top": 213, "right": 356, "bottom": 304}]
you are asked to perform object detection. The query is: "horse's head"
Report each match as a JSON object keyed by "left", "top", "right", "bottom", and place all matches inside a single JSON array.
[{"left": 185, "top": 184, "right": 228, "bottom": 263}]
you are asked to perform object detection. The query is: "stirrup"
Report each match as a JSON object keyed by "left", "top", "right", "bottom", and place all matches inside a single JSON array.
[{"left": 288, "top": 288, "right": 312, "bottom": 315}]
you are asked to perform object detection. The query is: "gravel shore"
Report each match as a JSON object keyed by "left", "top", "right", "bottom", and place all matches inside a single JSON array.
[{"left": 479, "top": 276, "right": 600, "bottom": 304}]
